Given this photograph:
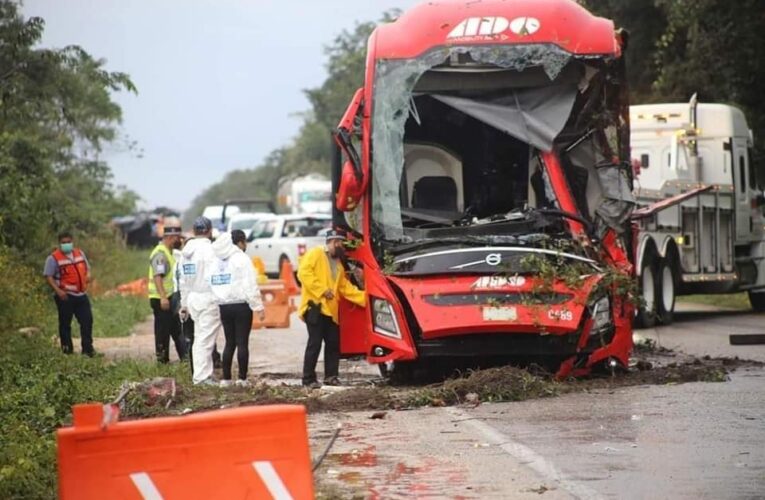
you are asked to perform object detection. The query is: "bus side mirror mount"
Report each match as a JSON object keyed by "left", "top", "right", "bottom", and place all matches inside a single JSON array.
[
  {"left": 333, "top": 87, "right": 366, "bottom": 213},
  {"left": 336, "top": 160, "right": 367, "bottom": 211}
]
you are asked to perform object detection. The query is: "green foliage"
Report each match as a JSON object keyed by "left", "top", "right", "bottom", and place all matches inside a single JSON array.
[
  {"left": 0, "top": 246, "right": 48, "bottom": 331},
  {"left": 83, "top": 236, "right": 149, "bottom": 291},
  {"left": 652, "top": 0, "right": 765, "bottom": 159},
  {"left": 90, "top": 296, "right": 148, "bottom": 338},
  {"left": 581, "top": 0, "right": 765, "bottom": 160},
  {"left": 680, "top": 293, "right": 751, "bottom": 311},
  {"left": 0, "top": 0, "right": 138, "bottom": 258},
  {"left": 0, "top": 333, "right": 189, "bottom": 499}
]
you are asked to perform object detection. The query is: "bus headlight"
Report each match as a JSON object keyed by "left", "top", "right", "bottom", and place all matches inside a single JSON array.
[
  {"left": 590, "top": 296, "right": 612, "bottom": 333},
  {"left": 372, "top": 298, "right": 401, "bottom": 339}
]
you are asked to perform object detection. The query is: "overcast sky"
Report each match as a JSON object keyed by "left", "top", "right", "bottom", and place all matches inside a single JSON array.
[{"left": 22, "top": 0, "right": 419, "bottom": 213}]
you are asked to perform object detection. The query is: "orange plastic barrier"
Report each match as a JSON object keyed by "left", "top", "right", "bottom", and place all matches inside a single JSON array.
[
  {"left": 57, "top": 403, "right": 314, "bottom": 500},
  {"left": 279, "top": 260, "right": 300, "bottom": 296},
  {"left": 253, "top": 280, "right": 295, "bottom": 329},
  {"left": 116, "top": 277, "right": 149, "bottom": 297}
]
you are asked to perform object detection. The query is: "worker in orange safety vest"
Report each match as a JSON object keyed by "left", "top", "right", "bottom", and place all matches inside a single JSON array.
[{"left": 43, "top": 231, "right": 94, "bottom": 355}]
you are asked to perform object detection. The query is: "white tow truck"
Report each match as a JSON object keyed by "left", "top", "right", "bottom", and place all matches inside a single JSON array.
[{"left": 632, "top": 96, "right": 765, "bottom": 326}]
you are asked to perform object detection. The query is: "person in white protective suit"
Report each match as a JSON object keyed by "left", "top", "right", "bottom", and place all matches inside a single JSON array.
[
  {"left": 178, "top": 216, "right": 222, "bottom": 385},
  {"left": 210, "top": 230, "right": 266, "bottom": 387}
]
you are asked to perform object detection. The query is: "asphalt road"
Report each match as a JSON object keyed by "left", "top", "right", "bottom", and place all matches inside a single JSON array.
[
  {"left": 98, "top": 301, "right": 765, "bottom": 498},
  {"left": 312, "top": 302, "right": 765, "bottom": 499}
]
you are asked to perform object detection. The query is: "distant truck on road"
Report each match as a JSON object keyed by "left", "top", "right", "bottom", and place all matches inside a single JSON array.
[
  {"left": 632, "top": 97, "right": 765, "bottom": 326},
  {"left": 276, "top": 174, "right": 332, "bottom": 215}
]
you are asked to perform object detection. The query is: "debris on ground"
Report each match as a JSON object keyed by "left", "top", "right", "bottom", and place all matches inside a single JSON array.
[{"left": 116, "top": 351, "right": 760, "bottom": 420}]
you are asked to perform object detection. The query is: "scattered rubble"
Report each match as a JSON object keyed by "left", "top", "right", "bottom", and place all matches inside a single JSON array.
[{"left": 116, "top": 349, "right": 760, "bottom": 420}]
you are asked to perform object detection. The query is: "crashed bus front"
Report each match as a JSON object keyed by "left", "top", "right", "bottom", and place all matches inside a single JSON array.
[{"left": 333, "top": 0, "right": 636, "bottom": 377}]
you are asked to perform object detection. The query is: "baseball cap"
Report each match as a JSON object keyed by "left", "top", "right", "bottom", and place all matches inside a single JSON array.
[
  {"left": 163, "top": 216, "right": 182, "bottom": 235},
  {"left": 193, "top": 216, "right": 212, "bottom": 234},
  {"left": 325, "top": 229, "right": 347, "bottom": 242}
]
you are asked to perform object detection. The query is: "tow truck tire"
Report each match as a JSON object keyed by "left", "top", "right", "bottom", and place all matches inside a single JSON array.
[
  {"left": 636, "top": 257, "right": 659, "bottom": 328},
  {"left": 748, "top": 291, "right": 765, "bottom": 312},
  {"left": 657, "top": 258, "right": 677, "bottom": 325}
]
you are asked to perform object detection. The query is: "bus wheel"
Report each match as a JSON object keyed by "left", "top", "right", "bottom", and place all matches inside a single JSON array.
[
  {"left": 636, "top": 257, "right": 659, "bottom": 328},
  {"left": 385, "top": 361, "right": 415, "bottom": 385},
  {"left": 657, "top": 258, "right": 677, "bottom": 325}
]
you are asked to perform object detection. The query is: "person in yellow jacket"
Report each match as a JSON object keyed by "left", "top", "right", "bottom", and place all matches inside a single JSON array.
[
  {"left": 148, "top": 216, "right": 187, "bottom": 363},
  {"left": 297, "top": 229, "right": 365, "bottom": 388}
]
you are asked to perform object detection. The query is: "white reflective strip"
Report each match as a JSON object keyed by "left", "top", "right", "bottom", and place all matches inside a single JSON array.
[
  {"left": 393, "top": 246, "right": 599, "bottom": 267},
  {"left": 129, "top": 473, "right": 164, "bottom": 500},
  {"left": 252, "top": 461, "right": 293, "bottom": 500}
]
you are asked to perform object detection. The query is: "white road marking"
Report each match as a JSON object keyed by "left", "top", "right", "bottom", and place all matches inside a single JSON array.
[
  {"left": 447, "top": 407, "right": 603, "bottom": 500},
  {"left": 252, "top": 461, "right": 294, "bottom": 500},
  {"left": 129, "top": 472, "right": 164, "bottom": 500}
]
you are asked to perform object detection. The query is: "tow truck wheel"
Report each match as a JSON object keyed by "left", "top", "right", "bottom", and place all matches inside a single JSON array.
[
  {"left": 636, "top": 258, "right": 659, "bottom": 328},
  {"left": 657, "top": 258, "right": 676, "bottom": 325},
  {"left": 748, "top": 291, "right": 765, "bottom": 312}
]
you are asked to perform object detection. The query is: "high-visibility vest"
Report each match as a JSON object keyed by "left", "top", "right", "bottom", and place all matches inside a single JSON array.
[
  {"left": 51, "top": 248, "right": 88, "bottom": 294},
  {"left": 148, "top": 243, "right": 175, "bottom": 299}
]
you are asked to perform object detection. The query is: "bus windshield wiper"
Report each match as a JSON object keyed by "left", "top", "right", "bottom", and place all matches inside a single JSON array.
[{"left": 384, "top": 235, "right": 492, "bottom": 255}]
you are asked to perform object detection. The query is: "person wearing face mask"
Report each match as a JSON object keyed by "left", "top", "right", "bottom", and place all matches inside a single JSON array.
[
  {"left": 297, "top": 229, "right": 366, "bottom": 388},
  {"left": 210, "top": 230, "right": 266, "bottom": 387},
  {"left": 44, "top": 231, "right": 94, "bottom": 355},
  {"left": 148, "top": 216, "right": 187, "bottom": 363}
]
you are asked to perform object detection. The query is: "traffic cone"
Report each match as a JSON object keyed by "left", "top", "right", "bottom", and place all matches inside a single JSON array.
[{"left": 280, "top": 259, "right": 300, "bottom": 295}]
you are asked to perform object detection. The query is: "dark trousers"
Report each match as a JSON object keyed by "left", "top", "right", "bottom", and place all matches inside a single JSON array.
[
  {"left": 302, "top": 314, "right": 339, "bottom": 385},
  {"left": 150, "top": 298, "right": 187, "bottom": 363},
  {"left": 220, "top": 303, "right": 253, "bottom": 380},
  {"left": 54, "top": 294, "right": 93, "bottom": 354},
  {"left": 183, "top": 317, "right": 221, "bottom": 373}
]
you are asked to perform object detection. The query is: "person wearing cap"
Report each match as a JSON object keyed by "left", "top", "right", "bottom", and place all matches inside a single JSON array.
[
  {"left": 178, "top": 216, "right": 223, "bottom": 385},
  {"left": 297, "top": 229, "right": 366, "bottom": 388},
  {"left": 148, "top": 216, "right": 187, "bottom": 363},
  {"left": 43, "top": 231, "right": 95, "bottom": 356},
  {"left": 210, "top": 230, "right": 266, "bottom": 387}
]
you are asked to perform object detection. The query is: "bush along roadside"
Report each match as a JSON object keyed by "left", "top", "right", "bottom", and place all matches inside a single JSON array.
[{"left": 0, "top": 332, "right": 190, "bottom": 499}]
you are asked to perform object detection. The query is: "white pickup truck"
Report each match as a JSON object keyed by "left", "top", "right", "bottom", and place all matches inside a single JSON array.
[{"left": 245, "top": 213, "right": 331, "bottom": 276}]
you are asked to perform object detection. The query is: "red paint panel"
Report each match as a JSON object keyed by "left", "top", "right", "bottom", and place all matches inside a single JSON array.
[{"left": 374, "top": 0, "right": 618, "bottom": 60}]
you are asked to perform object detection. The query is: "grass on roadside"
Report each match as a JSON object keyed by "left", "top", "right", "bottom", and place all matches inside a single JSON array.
[
  {"left": 91, "top": 295, "right": 149, "bottom": 337},
  {"left": 678, "top": 292, "right": 751, "bottom": 310},
  {"left": 0, "top": 332, "right": 190, "bottom": 500},
  {"left": 38, "top": 294, "right": 149, "bottom": 339},
  {"left": 84, "top": 236, "right": 149, "bottom": 292}
]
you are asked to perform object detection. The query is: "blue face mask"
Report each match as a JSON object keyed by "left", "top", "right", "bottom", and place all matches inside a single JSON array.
[{"left": 60, "top": 242, "right": 74, "bottom": 254}]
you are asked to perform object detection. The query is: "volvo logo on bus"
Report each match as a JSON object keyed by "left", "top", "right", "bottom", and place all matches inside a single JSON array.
[{"left": 485, "top": 253, "right": 502, "bottom": 266}]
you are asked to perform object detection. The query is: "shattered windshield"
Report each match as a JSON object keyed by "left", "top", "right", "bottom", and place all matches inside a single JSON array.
[{"left": 370, "top": 44, "right": 634, "bottom": 247}]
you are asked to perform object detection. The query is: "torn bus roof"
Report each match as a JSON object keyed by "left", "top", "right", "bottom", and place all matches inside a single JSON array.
[{"left": 373, "top": 0, "right": 620, "bottom": 60}]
